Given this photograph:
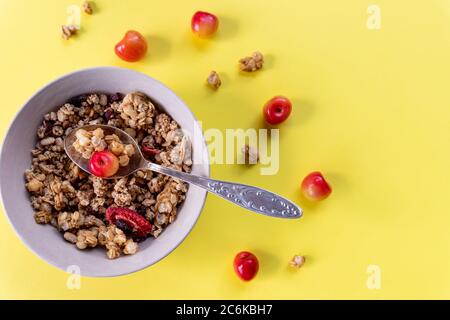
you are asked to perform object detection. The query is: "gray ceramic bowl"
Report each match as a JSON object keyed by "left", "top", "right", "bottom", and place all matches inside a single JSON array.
[{"left": 0, "top": 67, "right": 210, "bottom": 277}]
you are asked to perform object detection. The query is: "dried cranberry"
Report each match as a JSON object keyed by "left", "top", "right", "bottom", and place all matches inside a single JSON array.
[
  {"left": 106, "top": 207, "right": 152, "bottom": 237},
  {"left": 103, "top": 108, "right": 114, "bottom": 121},
  {"left": 108, "top": 92, "right": 123, "bottom": 103},
  {"left": 68, "top": 94, "right": 87, "bottom": 107},
  {"left": 44, "top": 121, "right": 53, "bottom": 135},
  {"left": 136, "top": 207, "right": 147, "bottom": 217},
  {"left": 132, "top": 236, "right": 147, "bottom": 243},
  {"left": 142, "top": 146, "right": 161, "bottom": 157},
  {"left": 115, "top": 219, "right": 134, "bottom": 234}
]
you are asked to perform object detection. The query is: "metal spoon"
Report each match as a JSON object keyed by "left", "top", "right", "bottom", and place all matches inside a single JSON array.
[{"left": 64, "top": 124, "right": 302, "bottom": 219}]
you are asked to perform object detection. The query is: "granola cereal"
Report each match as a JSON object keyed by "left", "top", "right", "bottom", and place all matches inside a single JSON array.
[
  {"left": 61, "top": 25, "right": 77, "bottom": 40},
  {"left": 24, "top": 92, "right": 191, "bottom": 259},
  {"left": 241, "top": 144, "right": 259, "bottom": 164},
  {"left": 290, "top": 255, "right": 306, "bottom": 268},
  {"left": 239, "top": 51, "right": 264, "bottom": 72},
  {"left": 207, "top": 71, "right": 221, "bottom": 90},
  {"left": 82, "top": 1, "right": 93, "bottom": 15}
]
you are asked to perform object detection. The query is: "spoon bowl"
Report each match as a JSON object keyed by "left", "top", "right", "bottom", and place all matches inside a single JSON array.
[{"left": 64, "top": 124, "right": 146, "bottom": 179}]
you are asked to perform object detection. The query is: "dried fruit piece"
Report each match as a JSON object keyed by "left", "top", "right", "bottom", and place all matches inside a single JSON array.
[
  {"left": 67, "top": 94, "right": 87, "bottom": 107},
  {"left": 106, "top": 207, "right": 152, "bottom": 237},
  {"left": 142, "top": 146, "right": 161, "bottom": 157},
  {"left": 108, "top": 92, "right": 123, "bottom": 103},
  {"left": 191, "top": 11, "right": 219, "bottom": 38},
  {"left": 61, "top": 25, "right": 77, "bottom": 40},
  {"left": 301, "top": 171, "right": 332, "bottom": 201},
  {"left": 103, "top": 108, "right": 114, "bottom": 121},
  {"left": 233, "top": 251, "right": 259, "bottom": 281},
  {"left": 115, "top": 219, "right": 133, "bottom": 234},
  {"left": 207, "top": 71, "right": 221, "bottom": 90},
  {"left": 290, "top": 255, "right": 306, "bottom": 268},
  {"left": 239, "top": 51, "right": 264, "bottom": 72}
]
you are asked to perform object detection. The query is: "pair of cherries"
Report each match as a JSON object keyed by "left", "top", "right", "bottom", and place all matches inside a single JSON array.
[{"left": 114, "top": 11, "right": 218, "bottom": 62}]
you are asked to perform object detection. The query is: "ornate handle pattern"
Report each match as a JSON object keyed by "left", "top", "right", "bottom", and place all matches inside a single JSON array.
[{"left": 146, "top": 162, "right": 302, "bottom": 219}]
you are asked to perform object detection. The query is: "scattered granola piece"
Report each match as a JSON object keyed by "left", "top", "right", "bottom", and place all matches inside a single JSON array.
[
  {"left": 61, "top": 25, "right": 77, "bottom": 40},
  {"left": 239, "top": 51, "right": 264, "bottom": 72},
  {"left": 241, "top": 144, "right": 259, "bottom": 164},
  {"left": 207, "top": 71, "right": 221, "bottom": 90},
  {"left": 82, "top": 1, "right": 93, "bottom": 15},
  {"left": 290, "top": 255, "right": 306, "bottom": 268}
]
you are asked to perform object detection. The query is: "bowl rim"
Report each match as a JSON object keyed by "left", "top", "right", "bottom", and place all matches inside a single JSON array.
[{"left": 0, "top": 66, "right": 210, "bottom": 277}]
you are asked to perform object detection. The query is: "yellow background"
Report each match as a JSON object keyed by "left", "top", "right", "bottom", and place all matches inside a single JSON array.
[{"left": 0, "top": 0, "right": 449, "bottom": 299}]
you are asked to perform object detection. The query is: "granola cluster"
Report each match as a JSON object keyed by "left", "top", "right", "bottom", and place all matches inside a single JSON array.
[
  {"left": 61, "top": 25, "right": 77, "bottom": 40},
  {"left": 239, "top": 51, "right": 264, "bottom": 72},
  {"left": 25, "top": 92, "right": 191, "bottom": 259},
  {"left": 73, "top": 127, "right": 135, "bottom": 166},
  {"left": 207, "top": 71, "right": 222, "bottom": 90}
]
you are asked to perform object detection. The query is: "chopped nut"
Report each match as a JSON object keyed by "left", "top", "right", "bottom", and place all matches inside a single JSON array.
[
  {"left": 207, "top": 71, "right": 221, "bottom": 90},
  {"left": 110, "top": 140, "right": 124, "bottom": 155},
  {"left": 61, "top": 25, "right": 77, "bottom": 40},
  {"left": 241, "top": 144, "right": 259, "bottom": 164},
  {"left": 82, "top": 1, "right": 93, "bottom": 15},
  {"left": 26, "top": 179, "right": 43, "bottom": 192},
  {"left": 63, "top": 232, "right": 78, "bottom": 244},
  {"left": 239, "top": 51, "right": 264, "bottom": 72},
  {"left": 118, "top": 155, "right": 130, "bottom": 166},
  {"left": 290, "top": 255, "right": 306, "bottom": 268},
  {"left": 40, "top": 137, "right": 55, "bottom": 146}
]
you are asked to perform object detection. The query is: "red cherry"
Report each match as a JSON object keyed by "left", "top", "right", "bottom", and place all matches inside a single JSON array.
[
  {"left": 114, "top": 30, "right": 148, "bottom": 62},
  {"left": 233, "top": 251, "right": 259, "bottom": 281},
  {"left": 88, "top": 151, "right": 119, "bottom": 178},
  {"left": 191, "top": 11, "right": 219, "bottom": 38},
  {"left": 301, "top": 171, "right": 332, "bottom": 201},
  {"left": 263, "top": 96, "right": 292, "bottom": 125}
]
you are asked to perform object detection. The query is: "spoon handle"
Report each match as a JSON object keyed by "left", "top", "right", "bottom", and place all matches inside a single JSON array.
[{"left": 145, "top": 162, "right": 302, "bottom": 219}]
